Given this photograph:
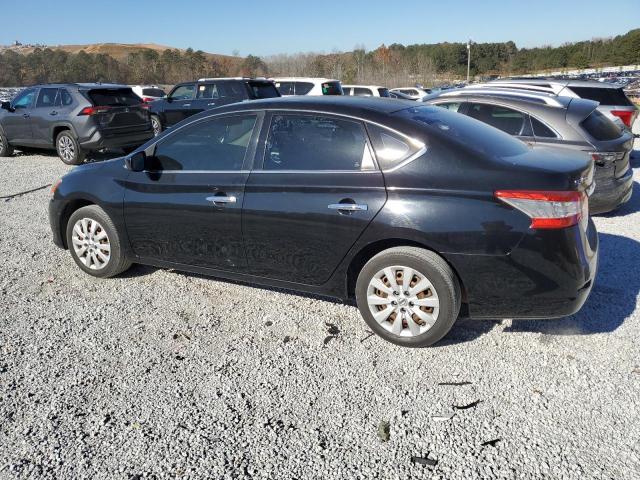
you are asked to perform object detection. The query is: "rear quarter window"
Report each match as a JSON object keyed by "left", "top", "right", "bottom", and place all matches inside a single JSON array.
[
  {"left": 568, "top": 86, "right": 633, "bottom": 106},
  {"left": 580, "top": 109, "right": 623, "bottom": 141},
  {"left": 88, "top": 88, "right": 141, "bottom": 106},
  {"left": 366, "top": 124, "right": 424, "bottom": 170}
]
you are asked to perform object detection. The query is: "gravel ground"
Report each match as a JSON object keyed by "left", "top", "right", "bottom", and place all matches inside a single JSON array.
[{"left": 1, "top": 143, "right": 640, "bottom": 479}]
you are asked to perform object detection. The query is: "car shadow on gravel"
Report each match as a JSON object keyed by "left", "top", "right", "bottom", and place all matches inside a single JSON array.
[
  {"left": 12, "top": 148, "right": 125, "bottom": 162},
  {"left": 505, "top": 232, "right": 640, "bottom": 336}
]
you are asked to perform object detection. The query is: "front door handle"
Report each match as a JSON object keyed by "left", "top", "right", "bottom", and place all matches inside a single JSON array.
[
  {"left": 328, "top": 203, "right": 368, "bottom": 211},
  {"left": 22, "top": 113, "right": 30, "bottom": 118},
  {"left": 206, "top": 195, "right": 237, "bottom": 204},
  {"left": 49, "top": 111, "right": 58, "bottom": 116},
  {"left": 183, "top": 103, "right": 191, "bottom": 107},
  {"left": 207, "top": 102, "right": 216, "bottom": 106}
]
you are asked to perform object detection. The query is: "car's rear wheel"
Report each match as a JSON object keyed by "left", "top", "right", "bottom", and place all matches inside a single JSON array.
[
  {"left": 355, "top": 247, "right": 461, "bottom": 347},
  {"left": 56, "top": 130, "right": 86, "bottom": 165},
  {"left": 151, "top": 115, "right": 162, "bottom": 136},
  {"left": 0, "top": 131, "right": 14, "bottom": 157},
  {"left": 66, "top": 205, "right": 132, "bottom": 278}
]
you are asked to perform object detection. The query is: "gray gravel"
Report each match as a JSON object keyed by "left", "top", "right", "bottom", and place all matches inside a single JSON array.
[{"left": 1, "top": 146, "right": 640, "bottom": 480}]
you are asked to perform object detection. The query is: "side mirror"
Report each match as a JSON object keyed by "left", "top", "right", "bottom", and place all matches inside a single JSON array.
[
  {"left": 166, "top": 96, "right": 173, "bottom": 103},
  {"left": 126, "top": 151, "right": 146, "bottom": 172},
  {"left": 1, "top": 101, "right": 13, "bottom": 112}
]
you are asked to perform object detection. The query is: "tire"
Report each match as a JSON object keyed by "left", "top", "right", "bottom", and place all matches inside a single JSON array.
[
  {"left": 0, "top": 131, "right": 14, "bottom": 157},
  {"left": 151, "top": 115, "right": 162, "bottom": 136},
  {"left": 66, "top": 205, "right": 132, "bottom": 278},
  {"left": 56, "top": 130, "right": 86, "bottom": 165},
  {"left": 355, "top": 246, "right": 461, "bottom": 347}
]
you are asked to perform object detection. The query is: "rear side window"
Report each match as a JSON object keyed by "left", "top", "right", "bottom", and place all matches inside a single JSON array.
[
  {"left": 321, "top": 82, "right": 343, "bottom": 95},
  {"left": 169, "top": 84, "right": 195, "bottom": 100},
  {"left": 248, "top": 81, "right": 280, "bottom": 99},
  {"left": 36, "top": 88, "right": 58, "bottom": 108},
  {"left": 342, "top": 87, "right": 352, "bottom": 96},
  {"left": 530, "top": 116, "right": 557, "bottom": 138},
  {"left": 55, "top": 89, "right": 73, "bottom": 107},
  {"left": 354, "top": 87, "right": 373, "bottom": 97},
  {"left": 294, "top": 82, "right": 314, "bottom": 95},
  {"left": 88, "top": 89, "right": 141, "bottom": 106},
  {"left": 581, "top": 109, "right": 622, "bottom": 141},
  {"left": 568, "top": 87, "right": 633, "bottom": 106},
  {"left": 434, "top": 102, "right": 462, "bottom": 112},
  {"left": 378, "top": 88, "right": 390, "bottom": 97},
  {"left": 263, "top": 114, "right": 375, "bottom": 171},
  {"left": 467, "top": 103, "right": 527, "bottom": 136},
  {"left": 197, "top": 83, "right": 221, "bottom": 99},
  {"left": 276, "top": 82, "right": 294, "bottom": 95},
  {"left": 366, "top": 124, "right": 423, "bottom": 169},
  {"left": 150, "top": 114, "right": 257, "bottom": 171},
  {"left": 142, "top": 88, "right": 165, "bottom": 97}
]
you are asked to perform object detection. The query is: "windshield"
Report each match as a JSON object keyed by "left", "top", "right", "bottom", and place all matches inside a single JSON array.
[
  {"left": 395, "top": 105, "right": 528, "bottom": 158},
  {"left": 142, "top": 88, "right": 165, "bottom": 97},
  {"left": 581, "top": 109, "right": 623, "bottom": 141},
  {"left": 321, "top": 82, "right": 343, "bottom": 95},
  {"left": 568, "top": 86, "right": 634, "bottom": 106}
]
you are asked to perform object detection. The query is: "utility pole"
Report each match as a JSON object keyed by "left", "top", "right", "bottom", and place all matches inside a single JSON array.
[{"left": 466, "top": 39, "right": 472, "bottom": 83}]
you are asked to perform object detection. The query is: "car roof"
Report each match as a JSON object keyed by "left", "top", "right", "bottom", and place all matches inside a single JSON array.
[
  {"left": 490, "top": 78, "right": 623, "bottom": 90},
  {"left": 271, "top": 77, "right": 340, "bottom": 83},
  {"left": 430, "top": 87, "right": 572, "bottom": 108},
  {"left": 30, "top": 82, "right": 131, "bottom": 89},
  {"left": 342, "top": 85, "right": 386, "bottom": 89}
]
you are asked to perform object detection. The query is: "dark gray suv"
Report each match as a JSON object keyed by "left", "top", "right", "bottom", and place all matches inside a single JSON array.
[
  {"left": 424, "top": 88, "right": 634, "bottom": 214},
  {"left": 0, "top": 83, "right": 154, "bottom": 164}
]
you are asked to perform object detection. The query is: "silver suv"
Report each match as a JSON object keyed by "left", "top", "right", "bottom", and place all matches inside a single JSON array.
[
  {"left": 423, "top": 88, "right": 634, "bottom": 214},
  {"left": 476, "top": 79, "right": 638, "bottom": 129}
]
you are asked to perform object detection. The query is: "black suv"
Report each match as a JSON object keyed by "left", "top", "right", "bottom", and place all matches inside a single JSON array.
[
  {"left": 0, "top": 84, "right": 154, "bottom": 164},
  {"left": 149, "top": 77, "right": 280, "bottom": 135}
]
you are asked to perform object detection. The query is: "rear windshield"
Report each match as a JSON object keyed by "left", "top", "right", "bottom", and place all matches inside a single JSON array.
[
  {"left": 378, "top": 88, "right": 390, "bottom": 97},
  {"left": 568, "top": 86, "right": 633, "bottom": 106},
  {"left": 580, "top": 109, "right": 623, "bottom": 141},
  {"left": 88, "top": 88, "right": 141, "bottom": 106},
  {"left": 321, "top": 82, "right": 343, "bottom": 95},
  {"left": 395, "top": 105, "right": 528, "bottom": 158},
  {"left": 248, "top": 81, "right": 280, "bottom": 99},
  {"left": 142, "top": 88, "right": 165, "bottom": 97}
]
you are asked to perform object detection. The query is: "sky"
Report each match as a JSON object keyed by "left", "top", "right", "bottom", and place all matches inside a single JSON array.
[{"left": 1, "top": 0, "right": 638, "bottom": 57}]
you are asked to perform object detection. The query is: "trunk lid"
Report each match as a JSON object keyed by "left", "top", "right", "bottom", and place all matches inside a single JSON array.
[{"left": 83, "top": 88, "right": 150, "bottom": 133}]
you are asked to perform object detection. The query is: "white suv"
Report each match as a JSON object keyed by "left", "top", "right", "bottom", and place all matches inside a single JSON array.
[
  {"left": 389, "top": 87, "right": 432, "bottom": 100},
  {"left": 130, "top": 85, "right": 166, "bottom": 103},
  {"left": 272, "top": 78, "right": 343, "bottom": 96},
  {"left": 342, "top": 85, "right": 390, "bottom": 97}
]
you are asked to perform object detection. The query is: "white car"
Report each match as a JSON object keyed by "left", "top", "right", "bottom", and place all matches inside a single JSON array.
[
  {"left": 342, "top": 85, "right": 390, "bottom": 97},
  {"left": 130, "top": 85, "right": 166, "bottom": 103},
  {"left": 272, "top": 78, "right": 343, "bottom": 96},
  {"left": 389, "top": 87, "right": 432, "bottom": 100}
]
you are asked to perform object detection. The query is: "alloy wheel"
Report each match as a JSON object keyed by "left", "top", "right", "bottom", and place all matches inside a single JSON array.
[
  {"left": 58, "top": 135, "right": 75, "bottom": 162},
  {"left": 71, "top": 218, "right": 111, "bottom": 270},
  {"left": 151, "top": 117, "right": 161, "bottom": 136},
  {"left": 366, "top": 265, "right": 440, "bottom": 337}
]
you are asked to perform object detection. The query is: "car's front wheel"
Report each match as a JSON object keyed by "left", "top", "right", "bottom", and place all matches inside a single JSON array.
[
  {"left": 56, "top": 130, "right": 86, "bottom": 165},
  {"left": 151, "top": 115, "right": 162, "bottom": 136},
  {"left": 355, "top": 246, "right": 461, "bottom": 347},
  {"left": 66, "top": 205, "right": 132, "bottom": 278},
  {"left": 0, "top": 131, "right": 14, "bottom": 157}
]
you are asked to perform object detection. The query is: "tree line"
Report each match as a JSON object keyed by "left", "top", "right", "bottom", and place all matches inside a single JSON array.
[{"left": 0, "top": 29, "right": 638, "bottom": 88}]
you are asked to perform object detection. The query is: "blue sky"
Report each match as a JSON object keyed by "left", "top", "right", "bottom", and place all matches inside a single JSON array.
[{"left": 1, "top": 0, "right": 638, "bottom": 56}]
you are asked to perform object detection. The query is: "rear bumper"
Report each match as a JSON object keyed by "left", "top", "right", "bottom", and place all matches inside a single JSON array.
[
  {"left": 446, "top": 219, "right": 599, "bottom": 319},
  {"left": 79, "top": 128, "right": 154, "bottom": 151},
  {"left": 590, "top": 167, "right": 633, "bottom": 214}
]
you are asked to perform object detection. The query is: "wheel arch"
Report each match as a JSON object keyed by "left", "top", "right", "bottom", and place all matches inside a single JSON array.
[
  {"left": 51, "top": 123, "right": 78, "bottom": 147},
  {"left": 345, "top": 238, "right": 468, "bottom": 311},
  {"left": 58, "top": 198, "right": 95, "bottom": 248}
]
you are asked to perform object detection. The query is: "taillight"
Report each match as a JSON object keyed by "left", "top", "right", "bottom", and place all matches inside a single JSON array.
[
  {"left": 142, "top": 97, "right": 155, "bottom": 103},
  {"left": 78, "top": 105, "right": 111, "bottom": 116},
  {"left": 591, "top": 151, "right": 624, "bottom": 166},
  {"left": 139, "top": 103, "right": 150, "bottom": 110},
  {"left": 495, "top": 190, "right": 587, "bottom": 229},
  {"left": 610, "top": 110, "right": 635, "bottom": 128}
]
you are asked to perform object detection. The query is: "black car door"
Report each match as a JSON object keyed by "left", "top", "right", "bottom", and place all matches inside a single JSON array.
[
  {"left": 30, "top": 87, "right": 59, "bottom": 145},
  {"left": 191, "top": 82, "right": 222, "bottom": 113},
  {"left": 123, "top": 112, "right": 262, "bottom": 271},
  {"left": 2, "top": 88, "right": 37, "bottom": 143},
  {"left": 163, "top": 84, "right": 196, "bottom": 127},
  {"left": 242, "top": 112, "right": 387, "bottom": 285}
]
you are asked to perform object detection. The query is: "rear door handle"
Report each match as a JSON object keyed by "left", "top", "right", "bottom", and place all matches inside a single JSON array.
[
  {"left": 207, "top": 102, "right": 216, "bottom": 106},
  {"left": 183, "top": 103, "right": 191, "bottom": 107},
  {"left": 206, "top": 195, "right": 237, "bottom": 204},
  {"left": 49, "top": 111, "right": 58, "bottom": 116},
  {"left": 22, "top": 113, "right": 30, "bottom": 118},
  {"left": 328, "top": 203, "right": 368, "bottom": 211}
]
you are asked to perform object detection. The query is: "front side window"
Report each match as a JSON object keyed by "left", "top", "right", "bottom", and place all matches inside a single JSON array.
[
  {"left": 169, "top": 84, "right": 195, "bottom": 101},
  {"left": 263, "top": 114, "right": 375, "bottom": 171},
  {"left": 467, "top": 103, "right": 527, "bottom": 136},
  {"left": 36, "top": 88, "right": 58, "bottom": 108},
  {"left": 12, "top": 89, "right": 36, "bottom": 109},
  {"left": 150, "top": 114, "right": 257, "bottom": 171},
  {"left": 434, "top": 102, "right": 462, "bottom": 112},
  {"left": 378, "top": 88, "right": 390, "bottom": 97},
  {"left": 354, "top": 87, "right": 373, "bottom": 97}
]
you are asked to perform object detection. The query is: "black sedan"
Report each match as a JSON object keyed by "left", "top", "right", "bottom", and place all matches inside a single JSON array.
[{"left": 49, "top": 97, "right": 598, "bottom": 347}]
